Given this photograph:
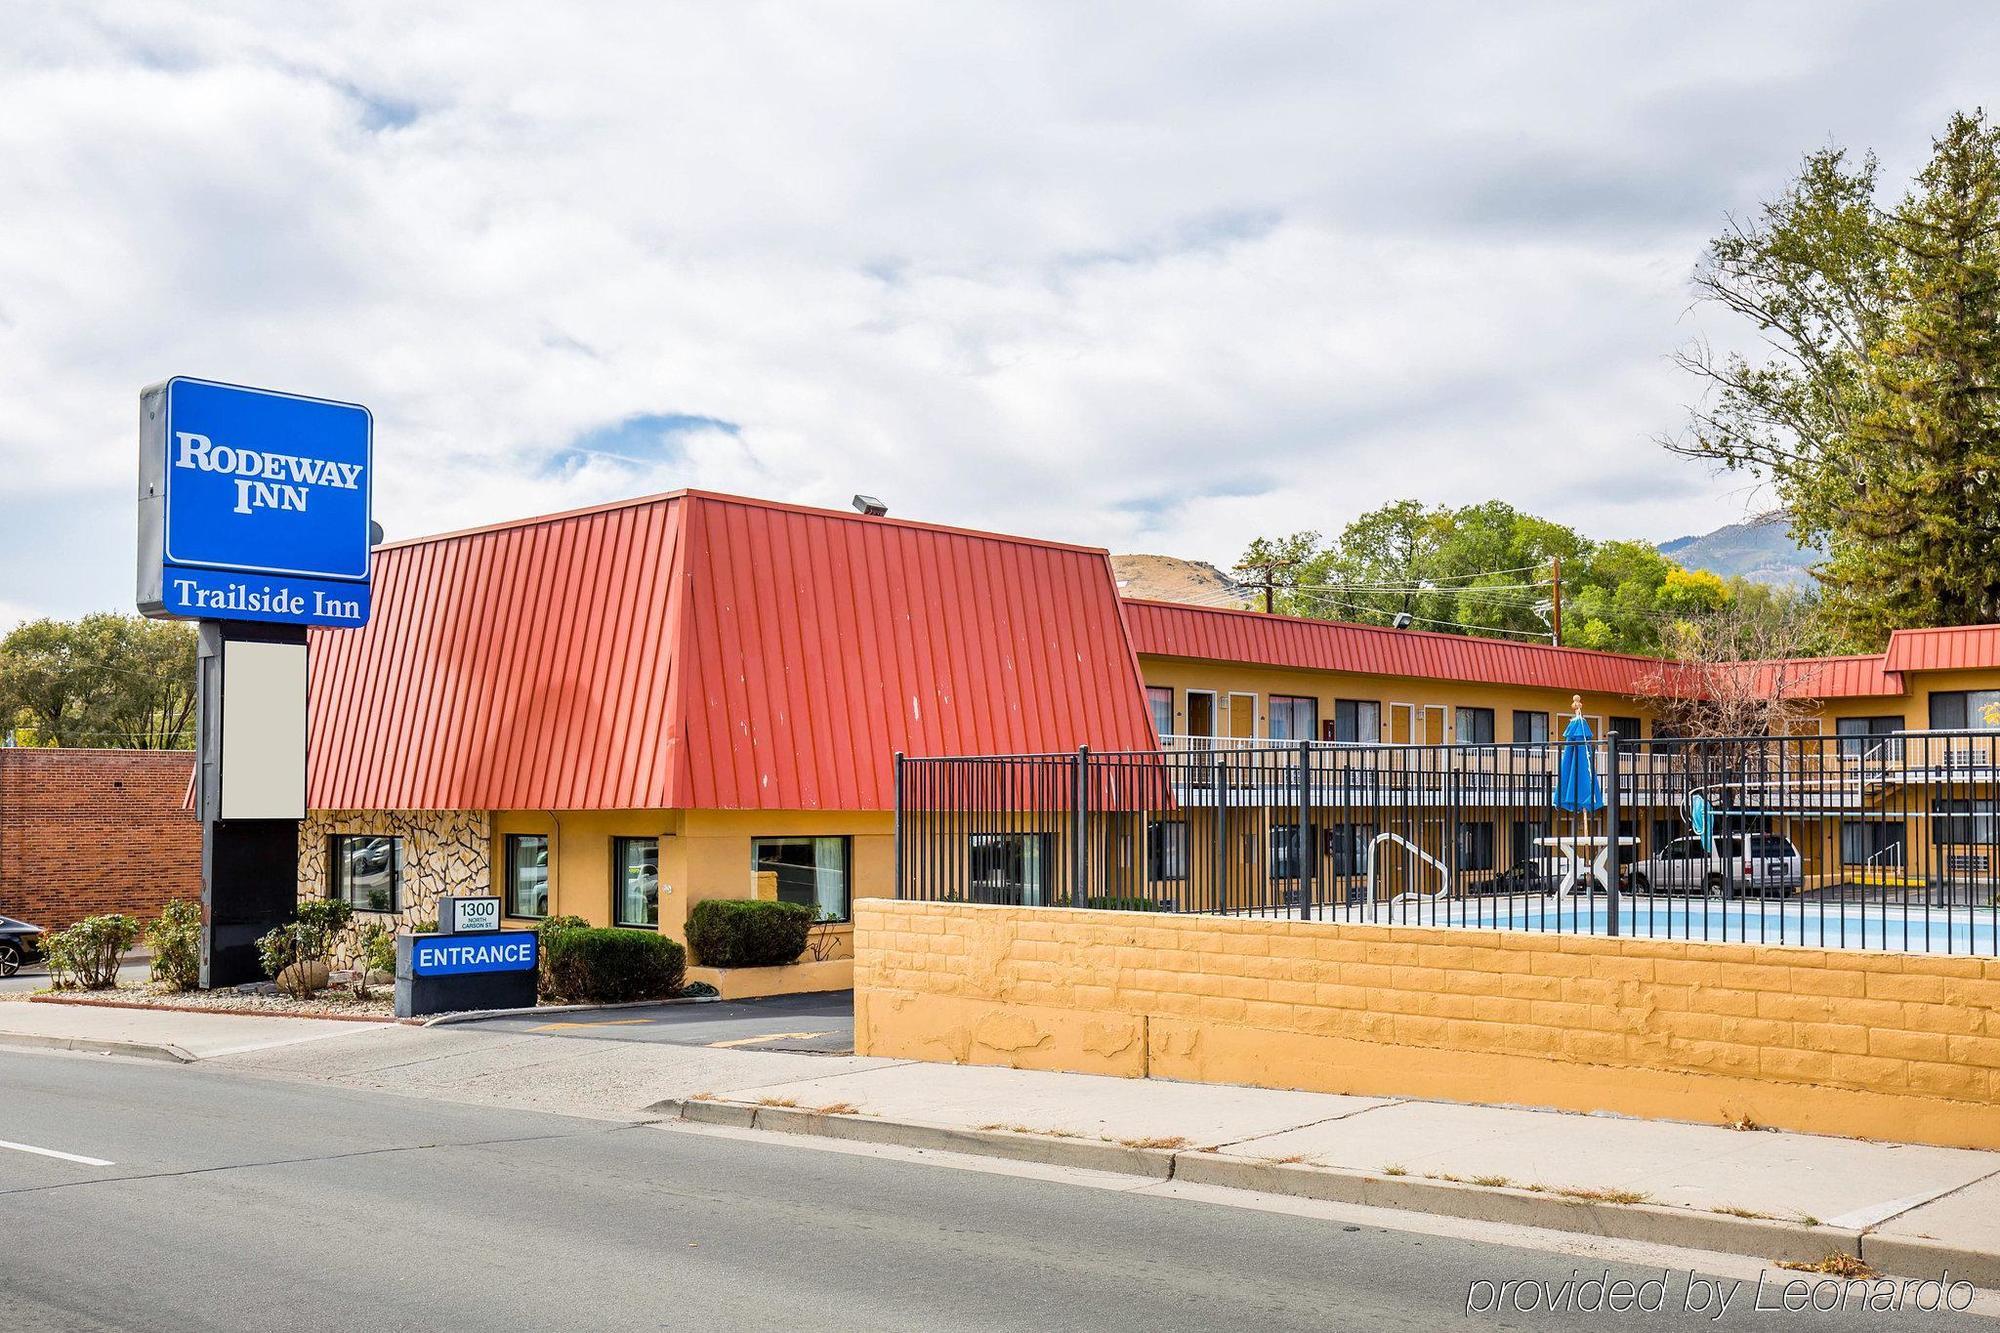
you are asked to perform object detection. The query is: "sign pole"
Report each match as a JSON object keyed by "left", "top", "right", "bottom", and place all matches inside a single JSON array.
[{"left": 196, "top": 620, "right": 309, "bottom": 988}]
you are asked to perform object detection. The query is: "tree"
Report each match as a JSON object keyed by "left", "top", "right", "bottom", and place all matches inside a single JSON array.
[
  {"left": 1638, "top": 599, "right": 1825, "bottom": 740},
  {"left": 1236, "top": 500, "right": 1799, "bottom": 656},
  {"left": 1668, "top": 110, "right": 2000, "bottom": 646},
  {"left": 0, "top": 613, "right": 197, "bottom": 749}
]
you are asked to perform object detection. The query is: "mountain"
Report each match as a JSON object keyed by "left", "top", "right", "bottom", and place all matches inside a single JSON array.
[
  {"left": 1110, "top": 554, "right": 1254, "bottom": 609},
  {"left": 1658, "top": 512, "right": 1821, "bottom": 589}
]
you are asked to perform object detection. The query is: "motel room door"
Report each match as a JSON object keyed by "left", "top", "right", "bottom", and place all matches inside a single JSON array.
[
  {"left": 1186, "top": 690, "right": 1216, "bottom": 748},
  {"left": 1227, "top": 693, "right": 1256, "bottom": 744}
]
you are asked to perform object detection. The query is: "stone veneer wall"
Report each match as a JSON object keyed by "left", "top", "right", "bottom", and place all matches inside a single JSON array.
[{"left": 299, "top": 810, "right": 490, "bottom": 966}]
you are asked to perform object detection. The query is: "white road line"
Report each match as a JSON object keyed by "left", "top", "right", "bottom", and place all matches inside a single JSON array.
[{"left": 0, "top": 1138, "right": 114, "bottom": 1167}]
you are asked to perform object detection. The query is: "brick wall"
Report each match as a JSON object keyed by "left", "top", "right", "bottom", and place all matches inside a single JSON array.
[
  {"left": 0, "top": 749, "right": 200, "bottom": 930},
  {"left": 855, "top": 899, "right": 2000, "bottom": 1151}
]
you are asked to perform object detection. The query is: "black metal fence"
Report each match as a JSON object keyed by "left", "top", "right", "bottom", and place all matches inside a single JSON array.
[{"left": 893, "top": 731, "right": 2000, "bottom": 954}]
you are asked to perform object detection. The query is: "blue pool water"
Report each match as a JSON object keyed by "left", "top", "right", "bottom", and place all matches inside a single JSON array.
[{"left": 1368, "top": 899, "right": 2000, "bottom": 955}]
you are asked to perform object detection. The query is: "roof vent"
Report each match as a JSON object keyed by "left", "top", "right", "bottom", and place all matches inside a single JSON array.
[{"left": 851, "top": 494, "right": 888, "bottom": 517}]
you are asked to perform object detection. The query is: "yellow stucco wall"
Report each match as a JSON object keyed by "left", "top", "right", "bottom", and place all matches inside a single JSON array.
[
  {"left": 1137, "top": 656, "right": 1654, "bottom": 742},
  {"left": 856, "top": 898, "right": 2000, "bottom": 1150},
  {"left": 491, "top": 807, "right": 893, "bottom": 958}
]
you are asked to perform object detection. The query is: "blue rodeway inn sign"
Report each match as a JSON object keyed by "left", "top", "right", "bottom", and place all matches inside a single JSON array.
[{"left": 138, "top": 376, "right": 374, "bottom": 627}]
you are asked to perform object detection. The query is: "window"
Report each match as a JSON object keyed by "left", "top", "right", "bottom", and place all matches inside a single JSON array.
[
  {"left": 1842, "top": 822, "right": 1905, "bottom": 867},
  {"left": 752, "top": 836, "right": 851, "bottom": 921},
  {"left": 505, "top": 834, "right": 549, "bottom": 918},
  {"left": 613, "top": 837, "right": 659, "bottom": 928},
  {"left": 1512, "top": 711, "right": 1549, "bottom": 744},
  {"left": 1610, "top": 716, "right": 1643, "bottom": 741},
  {"left": 1331, "top": 699, "right": 1381, "bottom": 743},
  {"left": 1837, "top": 715, "right": 1904, "bottom": 760},
  {"left": 1325, "top": 824, "right": 1375, "bottom": 876},
  {"left": 1268, "top": 695, "right": 1318, "bottom": 742},
  {"left": 1932, "top": 799, "right": 1996, "bottom": 846},
  {"left": 969, "top": 833, "right": 1052, "bottom": 905},
  {"left": 1455, "top": 707, "right": 1495, "bottom": 745},
  {"left": 1147, "top": 822, "right": 1188, "bottom": 882},
  {"left": 1511, "top": 819, "right": 1548, "bottom": 867},
  {"left": 1932, "top": 691, "right": 2000, "bottom": 730},
  {"left": 1270, "top": 822, "right": 1316, "bottom": 879},
  {"left": 1455, "top": 822, "right": 1495, "bottom": 871},
  {"left": 1146, "top": 686, "right": 1174, "bottom": 739},
  {"left": 329, "top": 834, "right": 402, "bottom": 912}
]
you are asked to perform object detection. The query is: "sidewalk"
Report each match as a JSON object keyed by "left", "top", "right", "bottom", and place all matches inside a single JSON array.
[
  {"left": 0, "top": 997, "right": 368, "bottom": 1060},
  {"left": 666, "top": 1060, "right": 2000, "bottom": 1284}
]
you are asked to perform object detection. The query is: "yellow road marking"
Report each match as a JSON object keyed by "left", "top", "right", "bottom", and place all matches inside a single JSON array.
[
  {"left": 530, "top": 1018, "right": 653, "bottom": 1032},
  {"left": 707, "top": 1031, "right": 834, "bottom": 1048}
]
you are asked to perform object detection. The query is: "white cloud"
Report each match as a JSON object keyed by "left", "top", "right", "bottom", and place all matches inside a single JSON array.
[{"left": 0, "top": 1, "right": 1993, "bottom": 618}]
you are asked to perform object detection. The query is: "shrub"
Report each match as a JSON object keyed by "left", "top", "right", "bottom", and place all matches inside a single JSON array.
[
  {"left": 45, "top": 914, "right": 143, "bottom": 990},
  {"left": 350, "top": 922, "right": 397, "bottom": 1000},
  {"left": 685, "top": 899, "right": 814, "bottom": 968},
  {"left": 147, "top": 900, "right": 203, "bottom": 991},
  {"left": 258, "top": 899, "right": 355, "bottom": 996},
  {"left": 535, "top": 914, "right": 591, "bottom": 998},
  {"left": 542, "top": 928, "right": 685, "bottom": 1004}
]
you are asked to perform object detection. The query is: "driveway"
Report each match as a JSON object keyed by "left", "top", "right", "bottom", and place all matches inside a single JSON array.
[
  {"left": 463, "top": 990, "right": 855, "bottom": 1054},
  {"left": 0, "top": 956, "right": 150, "bottom": 995}
]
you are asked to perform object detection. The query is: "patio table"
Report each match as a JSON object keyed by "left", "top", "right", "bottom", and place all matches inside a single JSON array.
[{"left": 1535, "top": 834, "right": 1636, "bottom": 896}]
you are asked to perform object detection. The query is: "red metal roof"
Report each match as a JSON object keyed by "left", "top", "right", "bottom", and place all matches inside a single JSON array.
[
  {"left": 307, "top": 490, "right": 1155, "bottom": 811},
  {"left": 1123, "top": 599, "right": 1908, "bottom": 700},
  {"left": 1883, "top": 624, "right": 2000, "bottom": 674}
]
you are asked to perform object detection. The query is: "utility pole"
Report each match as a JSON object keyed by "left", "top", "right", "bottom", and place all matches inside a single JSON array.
[
  {"left": 1549, "top": 557, "right": 1563, "bottom": 646},
  {"left": 1233, "top": 554, "right": 1298, "bottom": 614}
]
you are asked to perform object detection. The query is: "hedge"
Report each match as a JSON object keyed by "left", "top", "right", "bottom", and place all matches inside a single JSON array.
[
  {"left": 685, "top": 899, "right": 814, "bottom": 968},
  {"left": 542, "top": 928, "right": 686, "bottom": 1003}
]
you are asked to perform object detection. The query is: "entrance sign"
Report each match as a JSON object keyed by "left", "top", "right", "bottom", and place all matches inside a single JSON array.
[
  {"left": 397, "top": 925, "right": 539, "bottom": 1017},
  {"left": 410, "top": 932, "right": 537, "bottom": 977},
  {"left": 138, "top": 376, "right": 374, "bottom": 628}
]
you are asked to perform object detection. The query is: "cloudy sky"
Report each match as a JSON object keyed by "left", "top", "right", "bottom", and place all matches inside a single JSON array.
[{"left": 2, "top": 2, "right": 1993, "bottom": 626}]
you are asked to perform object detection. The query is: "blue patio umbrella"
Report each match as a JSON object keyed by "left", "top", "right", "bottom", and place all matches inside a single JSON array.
[{"left": 1555, "top": 712, "right": 1605, "bottom": 814}]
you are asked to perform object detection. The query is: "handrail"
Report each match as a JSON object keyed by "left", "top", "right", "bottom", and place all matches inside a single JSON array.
[{"left": 1365, "top": 831, "right": 1452, "bottom": 917}]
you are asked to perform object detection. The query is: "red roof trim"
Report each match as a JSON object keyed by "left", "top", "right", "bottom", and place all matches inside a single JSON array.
[{"left": 1123, "top": 598, "right": 1909, "bottom": 699}]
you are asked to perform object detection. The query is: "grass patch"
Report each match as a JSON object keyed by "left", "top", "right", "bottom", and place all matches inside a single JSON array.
[
  {"left": 1797, "top": 1214, "right": 1822, "bottom": 1228},
  {"left": 1550, "top": 1185, "right": 1651, "bottom": 1205},
  {"left": 756, "top": 1097, "right": 799, "bottom": 1108},
  {"left": 1778, "top": 1254, "right": 1875, "bottom": 1278},
  {"left": 1382, "top": 1164, "right": 1408, "bottom": 1177},
  {"left": 1470, "top": 1175, "right": 1511, "bottom": 1189},
  {"left": 1119, "top": 1135, "right": 1191, "bottom": 1151},
  {"left": 814, "top": 1102, "right": 860, "bottom": 1115},
  {"left": 976, "top": 1123, "right": 1081, "bottom": 1138},
  {"left": 1267, "top": 1154, "right": 1310, "bottom": 1165},
  {"left": 1713, "top": 1205, "right": 1773, "bottom": 1220}
]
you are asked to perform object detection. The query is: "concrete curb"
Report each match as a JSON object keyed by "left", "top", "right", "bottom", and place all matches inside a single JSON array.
[
  {"left": 424, "top": 995, "right": 721, "bottom": 1026},
  {"left": 659, "top": 1099, "right": 1890, "bottom": 1271},
  {"left": 0, "top": 1031, "right": 193, "bottom": 1064},
  {"left": 1861, "top": 1235, "right": 2000, "bottom": 1291}
]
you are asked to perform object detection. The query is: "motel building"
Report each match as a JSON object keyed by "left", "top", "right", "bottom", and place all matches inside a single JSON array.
[{"left": 300, "top": 487, "right": 2000, "bottom": 987}]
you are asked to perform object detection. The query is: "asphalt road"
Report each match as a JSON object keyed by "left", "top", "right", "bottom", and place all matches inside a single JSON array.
[
  {"left": 466, "top": 989, "right": 856, "bottom": 1053},
  {"left": 0, "top": 1049, "right": 1982, "bottom": 1332}
]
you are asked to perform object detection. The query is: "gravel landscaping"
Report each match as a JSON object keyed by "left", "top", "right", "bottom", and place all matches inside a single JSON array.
[{"left": 31, "top": 984, "right": 397, "bottom": 1020}]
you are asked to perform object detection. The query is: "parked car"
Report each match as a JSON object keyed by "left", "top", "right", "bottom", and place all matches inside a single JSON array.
[
  {"left": 0, "top": 915, "right": 46, "bottom": 976},
  {"left": 1631, "top": 834, "right": 1803, "bottom": 897}
]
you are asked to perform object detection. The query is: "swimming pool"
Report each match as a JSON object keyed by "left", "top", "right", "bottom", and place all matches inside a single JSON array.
[{"left": 1327, "top": 896, "right": 2000, "bottom": 955}]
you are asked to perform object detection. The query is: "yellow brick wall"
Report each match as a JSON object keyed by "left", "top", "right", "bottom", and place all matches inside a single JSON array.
[{"left": 855, "top": 898, "right": 2000, "bottom": 1150}]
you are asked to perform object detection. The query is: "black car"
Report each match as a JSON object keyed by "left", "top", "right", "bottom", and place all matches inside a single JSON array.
[{"left": 0, "top": 915, "right": 46, "bottom": 976}]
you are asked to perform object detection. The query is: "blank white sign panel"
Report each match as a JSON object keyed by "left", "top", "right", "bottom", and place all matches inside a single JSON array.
[{"left": 220, "top": 640, "right": 307, "bottom": 821}]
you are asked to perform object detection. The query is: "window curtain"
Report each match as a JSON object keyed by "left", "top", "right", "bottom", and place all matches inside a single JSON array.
[
  {"left": 1021, "top": 835, "right": 1046, "bottom": 907},
  {"left": 814, "top": 837, "right": 846, "bottom": 919}
]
